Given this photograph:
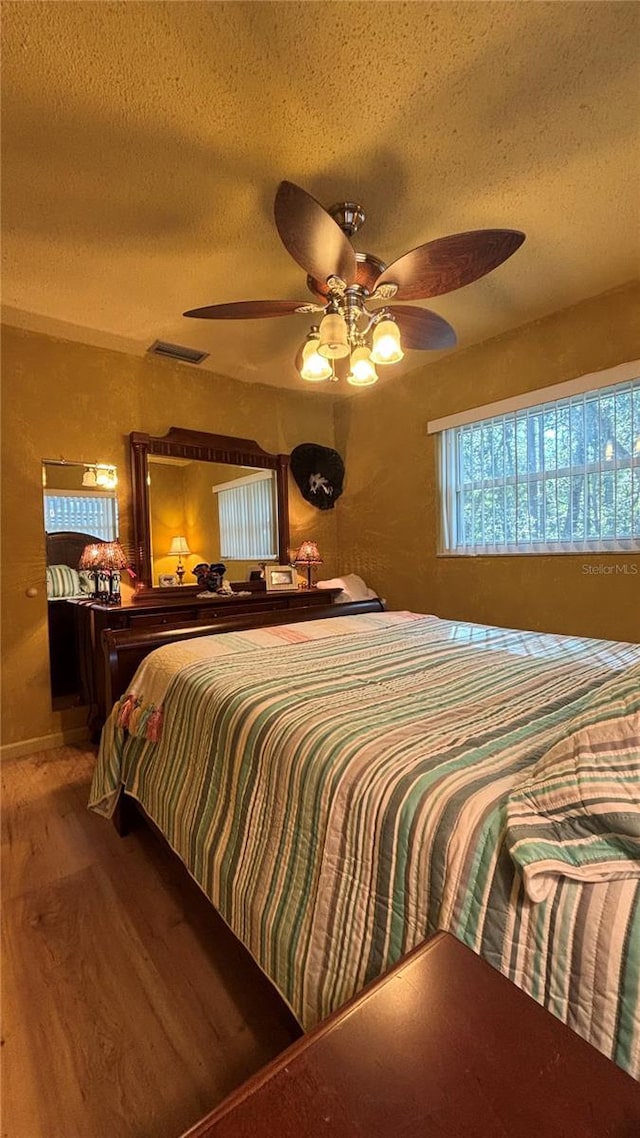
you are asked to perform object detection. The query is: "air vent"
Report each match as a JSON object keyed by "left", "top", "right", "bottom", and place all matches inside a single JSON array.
[{"left": 148, "top": 340, "right": 209, "bottom": 365}]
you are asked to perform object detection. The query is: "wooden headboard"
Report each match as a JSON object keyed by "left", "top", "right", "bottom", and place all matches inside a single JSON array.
[
  {"left": 103, "top": 598, "right": 386, "bottom": 711},
  {"left": 46, "top": 530, "right": 101, "bottom": 569}
]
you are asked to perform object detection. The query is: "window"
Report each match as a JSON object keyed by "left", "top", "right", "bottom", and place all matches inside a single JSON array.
[
  {"left": 216, "top": 472, "right": 277, "bottom": 560},
  {"left": 436, "top": 375, "right": 639, "bottom": 554},
  {"left": 44, "top": 491, "right": 118, "bottom": 542}
]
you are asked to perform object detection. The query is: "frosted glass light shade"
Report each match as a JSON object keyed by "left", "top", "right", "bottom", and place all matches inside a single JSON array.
[
  {"left": 95, "top": 464, "right": 118, "bottom": 489},
  {"left": 300, "top": 336, "right": 333, "bottom": 381},
  {"left": 347, "top": 345, "right": 378, "bottom": 387},
  {"left": 318, "top": 312, "right": 349, "bottom": 359},
  {"left": 370, "top": 319, "right": 404, "bottom": 364}
]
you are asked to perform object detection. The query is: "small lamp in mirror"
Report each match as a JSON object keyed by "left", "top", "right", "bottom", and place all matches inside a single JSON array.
[
  {"left": 294, "top": 540, "right": 323, "bottom": 590},
  {"left": 79, "top": 540, "right": 128, "bottom": 604},
  {"left": 78, "top": 542, "right": 101, "bottom": 598},
  {"left": 168, "top": 535, "right": 191, "bottom": 585}
]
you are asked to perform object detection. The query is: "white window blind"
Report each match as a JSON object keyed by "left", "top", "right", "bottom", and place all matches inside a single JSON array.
[
  {"left": 44, "top": 491, "right": 118, "bottom": 541},
  {"left": 217, "top": 474, "right": 276, "bottom": 560},
  {"left": 439, "top": 378, "right": 640, "bottom": 554}
]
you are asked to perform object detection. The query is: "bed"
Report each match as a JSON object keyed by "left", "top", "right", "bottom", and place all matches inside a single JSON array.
[{"left": 89, "top": 609, "right": 640, "bottom": 1078}]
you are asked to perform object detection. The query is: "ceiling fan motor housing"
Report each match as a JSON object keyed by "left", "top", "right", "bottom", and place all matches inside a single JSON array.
[
  {"left": 327, "top": 201, "right": 366, "bottom": 237},
  {"left": 307, "top": 251, "right": 387, "bottom": 302}
]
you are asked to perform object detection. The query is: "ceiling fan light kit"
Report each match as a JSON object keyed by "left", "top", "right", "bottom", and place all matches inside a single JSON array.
[
  {"left": 370, "top": 318, "right": 404, "bottom": 365},
  {"left": 347, "top": 344, "right": 378, "bottom": 387},
  {"left": 300, "top": 328, "right": 333, "bottom": 382},
  {"left": 318, "top": 309, "right": 350, "bottom": 360},
  {"left": 184, "top": 180, "right": 525, "bottom": 390}
]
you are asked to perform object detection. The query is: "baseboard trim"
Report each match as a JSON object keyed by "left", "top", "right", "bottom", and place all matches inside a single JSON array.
[{"left": 0, "top": 725, "right": 91, "bottom": 762}]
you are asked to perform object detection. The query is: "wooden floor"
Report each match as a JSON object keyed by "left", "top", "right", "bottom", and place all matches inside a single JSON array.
[{"left": 1, "top": 745, "right": 301, "bottom": 1138}]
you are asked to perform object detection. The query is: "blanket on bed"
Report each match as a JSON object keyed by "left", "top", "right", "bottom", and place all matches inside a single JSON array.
[
  {"left": 89, "top": 613, "right": 640, "bottom": 1078},
  {"left": 506, "top": 664, "right": 640, "bottom": 901}
]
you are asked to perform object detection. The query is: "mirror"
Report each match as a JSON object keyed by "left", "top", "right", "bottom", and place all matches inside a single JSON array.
[
  {"left": 131, "top": 427, "right": 290, "bottom": 592},
  {"left": 43, "top": 458, "right": 120, "bottom": 707}
]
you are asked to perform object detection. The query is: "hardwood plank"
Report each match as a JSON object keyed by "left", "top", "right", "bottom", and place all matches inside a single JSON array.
[
  {"left": 1, "top": 748, "right": 100, "bottom": 902},
  {"left": 1, "top": 746, "right": 300, "bottom": 1138}
]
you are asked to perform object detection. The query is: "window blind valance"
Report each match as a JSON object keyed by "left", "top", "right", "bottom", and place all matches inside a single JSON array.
[
  {"left": 435, "top": 367, "right": 640, "bottom": 555},
  {"left": 427, "top": 359, "right": 640, "bottom": 436}
]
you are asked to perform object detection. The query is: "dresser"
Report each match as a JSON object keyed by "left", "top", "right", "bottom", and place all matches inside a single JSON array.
[
  {"left": 181, "top": 930, "right": 640, "bottom": 1138},
  {"left": 76, "top": 586, "right": 343, "bottom": 737}
]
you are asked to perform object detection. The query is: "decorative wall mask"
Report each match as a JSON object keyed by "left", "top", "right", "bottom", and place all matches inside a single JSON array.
[{"left": 290, "top": 444, "right": 345, "bottom": 510}]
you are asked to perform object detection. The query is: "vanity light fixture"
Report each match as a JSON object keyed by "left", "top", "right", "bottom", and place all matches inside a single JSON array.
[{"left": 82, "top": 464, "right": 118, "bottom": 490}]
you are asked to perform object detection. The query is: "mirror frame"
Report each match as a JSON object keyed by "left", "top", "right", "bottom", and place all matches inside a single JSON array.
[{"left": 130, "top": 426, "right": 290, "bottom": 592}]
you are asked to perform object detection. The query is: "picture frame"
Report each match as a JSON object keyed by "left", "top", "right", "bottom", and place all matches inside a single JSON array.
[
  {"left": 158, "top": 573, "right": 178, "bottom": 588},
  {"left": 265, "top": 565, "right": 297, "bottom": 591}
]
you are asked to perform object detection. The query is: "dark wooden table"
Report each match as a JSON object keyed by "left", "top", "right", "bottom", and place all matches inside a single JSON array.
[{"left": 182, "top": 930, "right": 640, "bottom": 1138}]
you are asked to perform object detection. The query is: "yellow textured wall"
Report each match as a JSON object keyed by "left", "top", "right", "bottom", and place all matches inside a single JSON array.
[
  {"left": 149, "top": 462, "right": 187, "bottom": 582},
  {"left": 183, "top": 461, "right": 218, "bottom": 580},
  {"left": 335, "top": 282, "right": 640, "bottom": 643},
  {"left": 1, "top": 325, "right": 339, "bottom": 747}
]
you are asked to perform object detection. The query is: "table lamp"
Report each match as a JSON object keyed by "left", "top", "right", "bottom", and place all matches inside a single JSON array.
[
  {"left": 78, "top": 542, "right": 101, "bottom": 599},
  {"left": 168, "top": 535, "right": 191, "bottom": 585},
  {"left": 79, "top": 540, "right": 128, "bottom": 604},
  {"left": 294, "top": 540, "right": 323, "bottom": 590}
]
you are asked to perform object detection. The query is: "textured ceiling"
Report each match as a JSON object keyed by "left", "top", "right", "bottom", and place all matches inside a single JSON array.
[{"left": 1, "top": 1, "right": 639, "bottom": 391}]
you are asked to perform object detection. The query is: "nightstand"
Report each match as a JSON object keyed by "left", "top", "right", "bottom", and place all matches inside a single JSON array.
[{"left": 182, "top": 930, "right": 640, "bottom": 1138}]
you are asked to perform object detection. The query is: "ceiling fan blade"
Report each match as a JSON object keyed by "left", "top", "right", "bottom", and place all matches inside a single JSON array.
[
  {"left": 274, "top": 181, "right": 357, "bottom": 287},
  {"left": 183, "top": 299, "right": 320, "bottom": 320},
  {"left": 390, "top": 305, "right": 457, "bottom": 351},
  {"left": 374, "top": 229, "right": 525, "bottom": 301}
]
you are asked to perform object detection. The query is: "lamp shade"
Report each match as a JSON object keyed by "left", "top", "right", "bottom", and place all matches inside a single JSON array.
[
  {"left": 92, "top": 540, "right": 128, "bottom": 570},
  {"left": 295, "top": 540, "right": 323, "bottom": 566},
  {"left": 78, "top": 542, "right": 101, "bottom": 569},
  {"left": 168, "top": 536, "right": 191, "bottom": 557}
]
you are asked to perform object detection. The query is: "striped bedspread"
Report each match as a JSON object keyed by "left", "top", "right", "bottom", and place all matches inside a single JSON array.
[{"left": 89, "top": 612, "right": 640, "bottom": 1077}]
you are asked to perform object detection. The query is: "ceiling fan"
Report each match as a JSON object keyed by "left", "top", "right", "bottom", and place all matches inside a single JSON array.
[{"left": 184, "top": 181, "right": 525, "bottom": 387}]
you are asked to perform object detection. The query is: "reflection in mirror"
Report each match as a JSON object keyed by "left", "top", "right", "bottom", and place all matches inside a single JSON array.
[
  {"left": 130, "top": 428, "right": 290, "bottom": 592},
  {"left": 42, "top": 459, "right": 119, "bottom": 709},
  {"left": 148, "top": 457, "right": 278, "bottom": 586}
]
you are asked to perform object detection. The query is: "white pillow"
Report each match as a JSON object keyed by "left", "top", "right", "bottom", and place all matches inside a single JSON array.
[
  {"left": 46, "top": 564, "right": 81, "bottom": 598},
  {"left": 317, "top": 574, "right": 377, "bottom": 603}
]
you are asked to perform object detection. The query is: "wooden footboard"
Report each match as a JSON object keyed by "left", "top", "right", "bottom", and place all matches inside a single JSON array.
[{"left": 102, "top": 597, "right": 385, "bottom": 712}]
